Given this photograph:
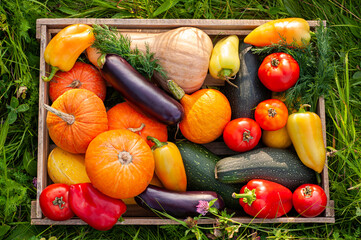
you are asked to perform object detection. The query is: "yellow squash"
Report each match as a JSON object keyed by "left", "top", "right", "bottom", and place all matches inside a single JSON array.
[{"left": 47, "top": 147, "right": 90, "bottom": 185}]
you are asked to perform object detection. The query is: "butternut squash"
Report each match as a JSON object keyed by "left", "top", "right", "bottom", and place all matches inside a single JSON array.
[{"left": 87, "top": 27, "right": 213, "bottom": 94}]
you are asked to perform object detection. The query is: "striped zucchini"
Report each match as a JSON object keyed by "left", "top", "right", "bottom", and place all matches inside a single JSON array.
[{"left": 215, "top": 147, "right": 317, "bottom": 190}]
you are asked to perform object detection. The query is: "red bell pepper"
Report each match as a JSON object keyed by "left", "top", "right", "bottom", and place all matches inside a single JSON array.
[
  {"left": 69, "top": 183, "right": 127, "bottom": 231},
  {"left": 232, "top": 179, "right": 292, "bottom": 218}
]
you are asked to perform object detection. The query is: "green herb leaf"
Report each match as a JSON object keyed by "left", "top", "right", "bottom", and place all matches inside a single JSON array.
[
  {"left": 92, "top": 24, "right": 166, "bottom": 80},
  {"left": 0, "top": 224, "right": 10, "bottom": 237},
  {"left": 8, "top": 111, "right": 17, "bottom": 125},
  {"left": 22, "top": 149, "right": 37, "bottom": 177}
]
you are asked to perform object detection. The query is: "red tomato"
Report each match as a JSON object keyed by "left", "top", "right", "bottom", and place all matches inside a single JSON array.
[
  {"left": 223, "top": 118, "right": 261, "bottom": 152},
  {"left": 292, "top": 184, "right": 327, "bottom": 217},
  {"left": 39, "top": 183, "right": 74, "bottom": 221},
  {"left": 255, "top": 99, "right": 289, "bottom": 131},
  {"left": 258, "top": 52, "right": 300, "bottom": 92}
]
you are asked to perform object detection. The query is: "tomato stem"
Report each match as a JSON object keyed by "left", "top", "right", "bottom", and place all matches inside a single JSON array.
[
  {"left": 271, "top": 58, "right": 280, "bottom": 67},
  {"left": 52, "top": 196, "right": 66, "bottom": 209},
  {"left": 243, "top": 129, "right": 254, "bottom": 142},
  {"left": 232, "top": 187, "right": 257, "bottom": 206},
  {"left": 268, "top": 108, "right": 277, "bottom": 117}
]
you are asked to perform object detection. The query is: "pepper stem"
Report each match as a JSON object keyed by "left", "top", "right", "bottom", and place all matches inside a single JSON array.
[
  {"left": 147, "top": 136, "right": 168, "bottom": 150},
  {"left": 43, "top": 103, "right": 75, "bottom": 125},
  {"left": 219, "top": 69, "right": 233, "bottom": 79},
  {"left": 167, "top": 80, "right": 185, "bottom": 101},
  {"left": 42, "top": 66, "right": 59, "bottom": 82},
  {"left": 232, "top": 187, "right": 257, "bottom": 206},
  {"left": 298, "top": 104, "right": 312, "bottom": 113}
]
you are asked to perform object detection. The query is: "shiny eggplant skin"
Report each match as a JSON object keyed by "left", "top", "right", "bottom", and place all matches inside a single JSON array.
[
  {"left": 224, "top": 43, "right": 271, "bottom": 119},
  {"left": 100, "top": 54, "right": 184, "bottom": 125},
  {"left": 135, "top": 185, "right": 225, "bottom": 217}
]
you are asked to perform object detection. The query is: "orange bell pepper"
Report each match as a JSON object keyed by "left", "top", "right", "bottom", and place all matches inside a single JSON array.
[
  {"left": 244, "top": 18, "right": 311, "bottom": 48},
  {"left": 147, "top": 136, "right": 187, "bottom": 192},
  {"left": 43, "top": 24, "right": 95, "bottom": 82},
  {"left": 286, "top": 104, "right": 326, "bottom": 173}
]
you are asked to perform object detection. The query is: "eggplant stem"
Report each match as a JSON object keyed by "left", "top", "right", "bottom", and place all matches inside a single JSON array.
[{"left": 167, "top": 80, "right": 185, "bottom": 101}]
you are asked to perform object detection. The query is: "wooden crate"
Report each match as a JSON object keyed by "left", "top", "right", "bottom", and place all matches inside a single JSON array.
[{"left": 32, "top": 18, "right": 335, "bottom": 225}]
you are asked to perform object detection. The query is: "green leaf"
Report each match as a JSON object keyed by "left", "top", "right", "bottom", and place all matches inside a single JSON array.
[
  {"left": 16, "top": 104, "right": 29, "bottom": 113},
  {"left": 352, "top": 71, "right": 361, "bottom": 80},
  {"left": 0, "top": 117, "right": 9, "bottom": 152},
  {"left": 0, "top": 224, "right": 10, "bottom": 237},
  {"left": 356, "top": 207, "right": 361, "bottom": 217},
  {"left": 22, "top": 149, "right": 37, "bottom": 177},
  {"left": 152, "top": 0, "right": 181, "bottom": 17},
  {"left": 10, "top": 97, "right": 19, "bottom": 109},
  {"left": 58, "top": 6, "right": 79, "bottom": 15},
  {"left": 8, "top": 111, "right": 17, "bottom": 125}
]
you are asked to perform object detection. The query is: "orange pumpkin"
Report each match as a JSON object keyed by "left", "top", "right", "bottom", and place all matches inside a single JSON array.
[
  {"left": 85, "top": 129, "right": 155, "bottom": 199},
  {"left": 107, "top": 102, "right": 168, "bottom": 147},
  {"left": 168, "top": 80, "right": 231, "bottom": 144},
  {"left": 49, "top": 62, "right": 107, "bottom": 102},
  {"left": 45, "top": 89, "right": 108, "bottom": 154}
]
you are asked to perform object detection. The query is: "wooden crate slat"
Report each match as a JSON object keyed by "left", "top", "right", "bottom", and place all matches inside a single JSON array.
[{"left": 34, "top": 18, "right": 334, "bottom": 225}]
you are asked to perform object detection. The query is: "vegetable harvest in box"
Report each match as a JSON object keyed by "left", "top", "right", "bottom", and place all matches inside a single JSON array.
[{"left": 40, "top": 18, "right": 330, "bottom": 230}]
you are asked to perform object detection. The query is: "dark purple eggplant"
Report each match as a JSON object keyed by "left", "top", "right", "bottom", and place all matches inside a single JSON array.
[
  {"left": 99, "top": 54, "right": 184, "bottom": 125},
  {"left": 135, "top": 185, "right": 225, "bottom": 218},
  {"left": 223, "top": 42, "right": 271, "bottom": 119}
]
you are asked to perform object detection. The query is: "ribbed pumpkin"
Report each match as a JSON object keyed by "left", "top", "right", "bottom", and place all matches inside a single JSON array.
[
  {"left": 47, "top": 147, "right": 90, "bottom": 185},
  {"left": 168, "top": 80, "right": 232, "bottom": 144},
  {"left": 45, "top": 89, "right": 108, "bottom": 154},
  {"left": 49, "top": 62, "right": 107, "bottom": 102},
  {"left": 85, "top": 129, "right": 154, "bottom": 199},
  {"left": 107, "top": 102, "right": 168, "bottom": 147}
]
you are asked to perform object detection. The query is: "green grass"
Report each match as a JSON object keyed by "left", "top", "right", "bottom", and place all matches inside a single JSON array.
[{"left": 1, "top": 0, "right": 361, "bottom": 239}]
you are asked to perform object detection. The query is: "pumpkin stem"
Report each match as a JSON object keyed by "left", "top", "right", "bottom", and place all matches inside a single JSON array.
[
  {"left": 118, "top": 151, "right": 133, "bottom": 165},
  {"left": 167, "top": 80, "right": 185, "bottom": 101},
  {"left": 43, "top": 103, "right": 75, "bottom": 125},
  {"left": 147, "top": 136, "right": 168, "bottom": 150},
  {"left": 128, "top": 123, "right": 146, "bottom": 134},
  {"left": 67, "top": 80, "right": 82, "bottom": 88}
]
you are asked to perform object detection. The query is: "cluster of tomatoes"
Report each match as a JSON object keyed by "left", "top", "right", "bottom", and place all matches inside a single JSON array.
[{"left": 223, "top": 52, "right": 298, "bottom": 153}]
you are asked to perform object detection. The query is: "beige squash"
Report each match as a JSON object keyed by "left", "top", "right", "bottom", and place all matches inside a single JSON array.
[
  {"left": 87, "top": 27, "right": 213, "bottom": 94},
  {"left": 47, "top": 147, "right": 90, "bottom": 185}
]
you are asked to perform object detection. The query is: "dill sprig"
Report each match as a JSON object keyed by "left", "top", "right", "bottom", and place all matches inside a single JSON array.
[
  {"left": 92, "top": 24, "right": 166, "bottom": 80},
  {"left": 251, "top": 21, "right": 334, "bottom": 112}
]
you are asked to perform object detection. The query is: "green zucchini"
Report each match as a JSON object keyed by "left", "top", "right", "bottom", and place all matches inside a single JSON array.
[
  {"left": 215, "top": 147, "right": 317, "bottom": 191},
  {"left": 175, "top": 140, "right": 242, "bottom": 210},
  {"left": 223, "top": 42, "right": 271, "bottom": 119}
]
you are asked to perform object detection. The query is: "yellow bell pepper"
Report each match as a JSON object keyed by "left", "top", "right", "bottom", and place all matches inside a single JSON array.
[
  {"left": 209, "top": 35, "right": 240, "bottom": 87},
  {"left": 43, "top": 24, "right": 95, "bottom": 82},
  {"left": 147, "top": 136, "right": 187, "bottom": 192},
  {"left": 244, "top": 18, "right": 311, "bottom": 48},
  {"left": 286, "top": 104, "right": 326, "bottom": 173}
]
